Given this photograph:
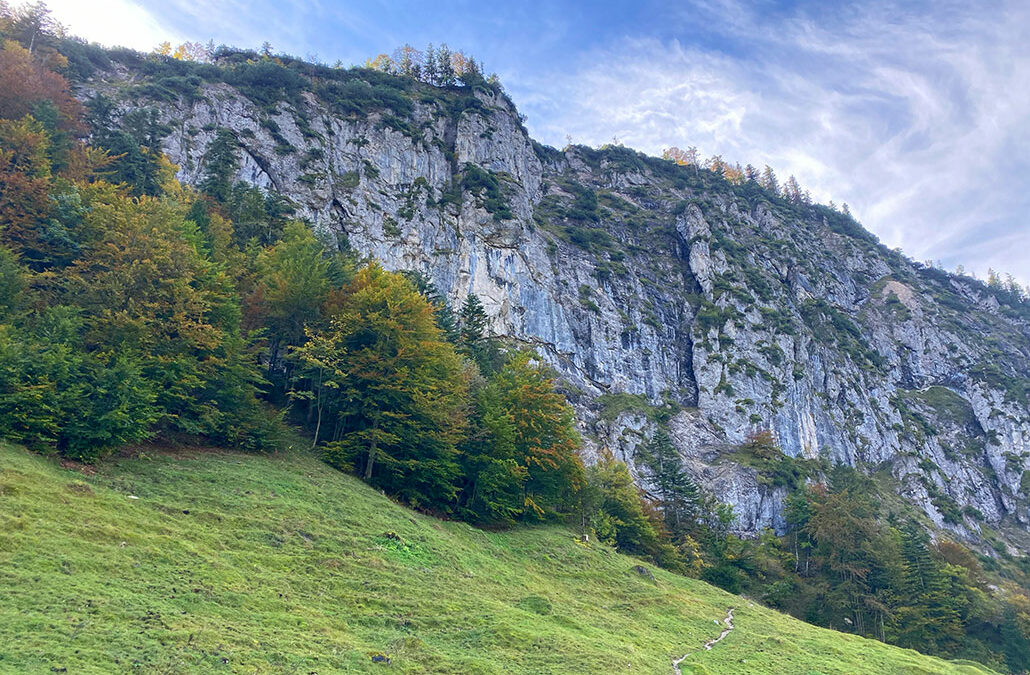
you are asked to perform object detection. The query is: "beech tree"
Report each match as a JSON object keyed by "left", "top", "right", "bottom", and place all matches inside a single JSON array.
[
  {"left": 586, "top": 449, "right": 679, "bottom": 568},
  {"left": 251, "top": 221, "right": 332, "bottom": 382},
  {"left": 293, "top": 263, "right": 467, "bottom": 510},
  {"left": 486, "top": 352, "right": 582, "bottom": 518}
]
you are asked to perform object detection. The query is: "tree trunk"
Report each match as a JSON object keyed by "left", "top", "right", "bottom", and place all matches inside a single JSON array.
[
  {"left": 310, "top": 367, "right": 323, "bottom": 450},
  {"left": 365, "top": 439, "right": 377, "bottom": 479}
]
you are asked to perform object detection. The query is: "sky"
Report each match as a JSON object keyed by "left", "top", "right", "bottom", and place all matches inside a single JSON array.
[{"left": 30, "top": 0, "right": 1030, "bottom": 284}]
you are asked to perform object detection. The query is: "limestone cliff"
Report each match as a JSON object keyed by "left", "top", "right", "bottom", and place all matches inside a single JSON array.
[{"left": 77, "top": 53, "right": 1030, "bottom": 552}]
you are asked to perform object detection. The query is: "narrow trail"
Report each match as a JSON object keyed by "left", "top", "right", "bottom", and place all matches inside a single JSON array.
[{"left": 672, "top": 607, "right": 735, "bottom": 674}]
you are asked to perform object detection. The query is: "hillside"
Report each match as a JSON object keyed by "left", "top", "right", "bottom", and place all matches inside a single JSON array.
[
  {"left": 67, "top": 45, "right": 1030, "bottom": 553},
  {"left": 1, "top": 17, "right": 1028, "bottom": 672},
  {"left": 0, "top": 442, "right": 1001, "bottom": 675}
]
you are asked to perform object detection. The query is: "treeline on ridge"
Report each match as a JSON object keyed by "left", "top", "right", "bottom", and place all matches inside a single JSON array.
[{"left": 1, "top": 5, "right": 1029, "bottom": 672}]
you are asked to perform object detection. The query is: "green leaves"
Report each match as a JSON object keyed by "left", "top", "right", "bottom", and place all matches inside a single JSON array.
[
  {"left": 293, "top": 263, "right": 467, "bottom": 511},
  {"left": 0, "top": 317, "right": 157, "bottom": 461},
  {"left": 458, "top": 352, "right": 581, "bottom": 524}
]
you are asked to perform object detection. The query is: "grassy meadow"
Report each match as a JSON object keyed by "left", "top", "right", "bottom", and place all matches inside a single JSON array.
[{"left": 0, "top": 442, "right": 999, "bottom": 674}]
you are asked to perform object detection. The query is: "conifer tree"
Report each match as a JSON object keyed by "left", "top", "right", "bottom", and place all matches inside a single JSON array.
[
  {"left": 199, "top": 128, "right": 238, "bottom": 204},
  {"left": 400, "top": 270, "right": 458, "bottom": 344},
  {"left": 395, "top": 44, "right": 416, "bottom": 77},
  {"left": 891, "top": 522, "right": 965, "bottom": 655},
  {"left": 423, "top": 43, "right": 437, "bottom": 85},
  {"left": 760, "top": 165, "right": 779, "bottom": 195},
  {"left": 637, "top": 428, "right": 700, "bottom": 531},
  {"left": 459, "top": 293, "right": 488, "bottom": 346},
  {"left": 437, "top": 43, "right": 455, "bottom": 86},
  {"left": 458, "top": 292, "right": 504, "bottom": 373},
  {"left": 784, "top": 175, "right": 802, "bottom": 203}
]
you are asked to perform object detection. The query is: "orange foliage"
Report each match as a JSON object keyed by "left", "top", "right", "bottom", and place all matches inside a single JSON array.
[
  {"left": 0, "top": 117, "right": 53, "bottom": 264},
  {"left": 0, "top": 40, "right": 83, "bottom": 134}
]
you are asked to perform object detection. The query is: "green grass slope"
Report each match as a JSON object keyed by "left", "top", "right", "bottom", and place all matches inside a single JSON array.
[{"left": 0, "top": 442, "right": 999, "bottom": 674}]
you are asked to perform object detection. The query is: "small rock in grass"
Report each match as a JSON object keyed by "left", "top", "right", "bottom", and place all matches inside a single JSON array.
[{"left": 632, "top": 564, "right": 655, "bottom": 581}]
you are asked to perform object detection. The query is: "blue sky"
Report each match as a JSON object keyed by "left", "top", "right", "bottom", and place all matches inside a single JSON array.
[{"left": 37, "top": 0, "right": 1030, "bottom": 284}]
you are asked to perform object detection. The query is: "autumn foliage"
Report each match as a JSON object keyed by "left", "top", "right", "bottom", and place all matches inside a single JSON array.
[{"left": 0, "top": 39, "right": 82, "bottom": 134}]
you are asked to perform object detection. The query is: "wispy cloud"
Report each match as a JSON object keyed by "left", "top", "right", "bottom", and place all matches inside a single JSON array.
[
  {"left": 514, "top": 0, "right": 1030, "bottom": 283},
  {"left": 30, "top": 0, "right": 1030, "bottom": 283},
  {"left": 39, "top": 0, "right": 183, "bottom": 51}
]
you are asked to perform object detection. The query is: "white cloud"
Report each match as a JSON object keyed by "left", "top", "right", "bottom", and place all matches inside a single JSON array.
[
  {"left": 514, "top": 1, "right": 1030, "bottom": 284},
  {"left": 27, "top": 0, "right": 182, "bottom": 51}
]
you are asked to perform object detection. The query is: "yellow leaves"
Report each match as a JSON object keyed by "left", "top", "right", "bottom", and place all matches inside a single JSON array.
[
  {"left": 662, "top": 146, "right": 698, "bottom": 166},
  {"left": 523, "top": 495, "right": 546, "bottom": 518},
  {"left": 366, "top": 54, "right": 394, "bottom": 72},
  {"left": 0, "top": 115, "right": 51, "bottom": 178},
  {"left": 155, "top": 41, "right": 210, "bottom": 62},
  {"left": 155, "top": 153, "right": 181, "bottom": 194}
]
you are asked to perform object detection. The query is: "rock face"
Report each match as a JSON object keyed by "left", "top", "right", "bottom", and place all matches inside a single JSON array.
[{"left": 80, "top": 62, "right": 1030, "bottom": 548}]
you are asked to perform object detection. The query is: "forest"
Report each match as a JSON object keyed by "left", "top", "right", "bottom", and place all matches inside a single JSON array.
[{"left": 0, "top": 3, "right": 1028, "bottom": 672}]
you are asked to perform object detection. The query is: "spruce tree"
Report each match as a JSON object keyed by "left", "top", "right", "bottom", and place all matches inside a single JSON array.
[
  {"left": 400, "top": 270, "right": 458, "bottom": 344},
  {"left": 637, "top": 428, "right": 700, "bottom": 532},
  {"left": 760, "top": 165, "right": 780, "bottom": 196},
  {"left": 437, "top": 43, "right": 455, "bottom": 86},
  {"left": 459, "top": 293, "right": 488, "bottom": 346},
  {"left": 457, "top": 292, "right": 503, "bottom": 373},
  {"left": 423, "top": 44, "right": 437, "bottom": 85},
  {"left": 199, "top": 129, "right": 239, "bottom": 204}
]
